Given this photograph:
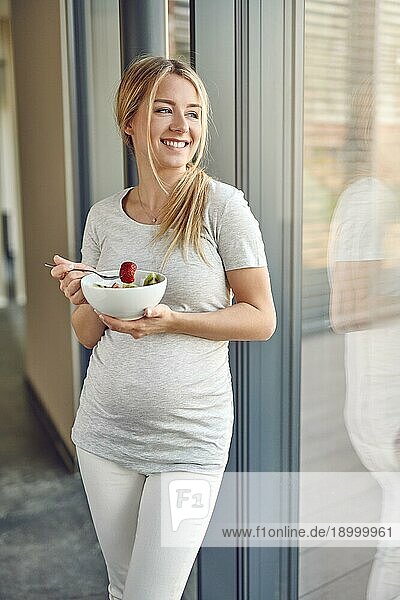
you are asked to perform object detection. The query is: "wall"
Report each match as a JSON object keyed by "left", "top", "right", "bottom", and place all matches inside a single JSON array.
[
  {"left": 0, "top": 12, "right": 26, "bottom": 307},
  {"left": 10, "top": 0, "right": 77, "bottom": 458}
]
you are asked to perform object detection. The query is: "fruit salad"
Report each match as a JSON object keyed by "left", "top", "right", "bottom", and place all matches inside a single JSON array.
[{"left": 92, "top": 261, "right": 162, "bottom": 288}]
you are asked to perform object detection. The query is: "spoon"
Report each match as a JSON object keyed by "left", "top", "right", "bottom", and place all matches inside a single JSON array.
[{"left": 44, "top": 263, "right": 119, "bottom": 280}]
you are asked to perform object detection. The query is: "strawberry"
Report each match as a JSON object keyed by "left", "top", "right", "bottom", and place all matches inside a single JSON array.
[{"left": 119, "top": 261, "right": 137, "bottom": 283}]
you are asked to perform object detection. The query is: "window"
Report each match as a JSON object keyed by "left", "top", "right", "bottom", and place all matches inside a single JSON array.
[
  {"left": 301, "top": 1, "right": 400, "bottom": 598},
  {"left": 168, "top": 0, "right": 190, "bottom": 62}
]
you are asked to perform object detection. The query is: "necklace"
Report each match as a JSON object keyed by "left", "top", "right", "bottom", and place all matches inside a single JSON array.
[{"left": 137, "top": 187, "right": 163, "bottom": 223}]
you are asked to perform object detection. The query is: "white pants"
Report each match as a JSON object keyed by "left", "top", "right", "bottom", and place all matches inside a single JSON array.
[{"left": 76, "top": 446, "right": 225, "bottom": 600}]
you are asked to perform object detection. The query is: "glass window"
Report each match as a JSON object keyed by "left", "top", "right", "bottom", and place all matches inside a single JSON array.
[
  {"left": 168, "top": 0, "right": 190, "bottom": 62},
  {"left": 301, "top": 1, "right": 400, "bottom": 598},
  {"left": 86, "top": 0, "right": 124, "bottom": 205}
]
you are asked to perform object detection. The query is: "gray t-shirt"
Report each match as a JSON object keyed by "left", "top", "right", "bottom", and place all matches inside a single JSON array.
[{"left": 71, "top": 178, "right": 268, "bottom": 475}]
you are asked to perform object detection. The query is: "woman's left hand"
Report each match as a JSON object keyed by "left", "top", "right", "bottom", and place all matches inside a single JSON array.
[{"left": 93, "top": 304, "right": 175, "bottom": 339}]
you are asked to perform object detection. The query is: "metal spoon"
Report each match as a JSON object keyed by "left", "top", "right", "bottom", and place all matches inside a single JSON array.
[{"left": 44, "top": 263, "right": 119, "bottom": 280}]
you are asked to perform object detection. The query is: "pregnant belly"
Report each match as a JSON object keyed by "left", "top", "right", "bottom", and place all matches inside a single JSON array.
[{"left": 85, "top": 335, "right": 231, "bottom": 416}]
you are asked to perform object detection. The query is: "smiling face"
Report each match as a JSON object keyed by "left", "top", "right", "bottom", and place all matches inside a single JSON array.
[{"left": 125, "top": 74, "right": 202, "bottom": 175}]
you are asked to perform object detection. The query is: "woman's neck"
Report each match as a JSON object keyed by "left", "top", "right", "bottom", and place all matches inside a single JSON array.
[{"left": 135, "top": 164, "right": 186, "bottom": 211}]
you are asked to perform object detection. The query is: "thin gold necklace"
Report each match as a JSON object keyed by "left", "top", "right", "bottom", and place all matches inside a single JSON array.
[{"left": 137, "top": 187, "right": 163, "bottom": 223}]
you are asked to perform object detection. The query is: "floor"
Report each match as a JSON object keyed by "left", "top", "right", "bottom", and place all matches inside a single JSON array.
[
  {"left": 0, "top": 304, "right": 110, "bottom": 600},
  {"left": 299, "top": 331, "right": 378, "bottom": 599}
]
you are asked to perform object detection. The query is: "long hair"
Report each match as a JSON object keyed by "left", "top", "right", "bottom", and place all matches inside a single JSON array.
[
  {"left": 114, "top": 55, "right": 213, "bottom": 270},
  {"left": 343, "top": 76, "right": 376, "bottom": 186}
]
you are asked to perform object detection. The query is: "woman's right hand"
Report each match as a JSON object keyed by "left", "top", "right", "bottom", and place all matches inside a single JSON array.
[{"left": 50, "top": 254, "right": 91, "bottom": 305}]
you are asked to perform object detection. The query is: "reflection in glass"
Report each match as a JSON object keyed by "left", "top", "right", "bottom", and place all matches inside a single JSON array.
[
  {"left": 86, "top": 0, "right": 124, "bottom": 204},
  {"left": 301, "top": 1, "right": 400, "bottom": 598},
  {"left": 168, "top": 0, "right": 190, "bottom": 63}
]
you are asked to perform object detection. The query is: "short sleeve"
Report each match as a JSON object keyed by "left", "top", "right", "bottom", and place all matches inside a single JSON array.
[
  {"left": 216, "top": 190, "right": 268, "bottom": 271},
  {"left": 331, "top": 219, "right": 383, "bottom": 262},
  {"left": 80, "top": 206, "right": 101, "bottom": 268},
  {"left": 328, "top": 180, "right": 397, "bottom": 264}
]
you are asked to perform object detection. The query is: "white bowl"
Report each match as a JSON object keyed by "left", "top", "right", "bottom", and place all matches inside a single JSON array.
[{"left": 81, "top": 270, "right": 167, "bottom": 320}]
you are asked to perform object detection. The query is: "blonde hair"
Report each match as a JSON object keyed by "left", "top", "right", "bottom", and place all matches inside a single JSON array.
[
  {"left": 115, "top": 55, "right": 213, "bottom": 270},
  {"left": 344, "top": 76, "right": 376, "bottom": 185}
]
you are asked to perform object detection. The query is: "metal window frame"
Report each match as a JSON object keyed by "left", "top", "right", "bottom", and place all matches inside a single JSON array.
[
  {"left": 63, "top": 0, "right": 94, "bottom": 380},
  {"left": 193, "top": 1, "right": 304, "bottom": 598}
]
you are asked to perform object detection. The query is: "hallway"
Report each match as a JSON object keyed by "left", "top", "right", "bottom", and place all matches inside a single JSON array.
[{"left": 0, "top": 304, "right": 108, "bottom": 599}]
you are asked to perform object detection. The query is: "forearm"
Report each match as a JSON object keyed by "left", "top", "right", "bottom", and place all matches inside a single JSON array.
[
  {"left": 330, "top": 292, "right": 400, "bottom": 333},
  {"left": 71, "top": 304, "right": 107, "bottom": 349},
  {"left": 170, "top": 302, "right": 276, "bottom": 341},
  {"left": 330, "top": 261, "right": 400, "bottom": 332}
]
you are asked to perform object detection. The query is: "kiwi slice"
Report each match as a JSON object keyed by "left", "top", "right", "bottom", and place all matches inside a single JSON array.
[{"left": 143, "top": 272, "right": 162, "bottom": 286}]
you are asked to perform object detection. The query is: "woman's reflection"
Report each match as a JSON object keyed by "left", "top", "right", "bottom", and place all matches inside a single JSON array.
[{"left": 328, "top": 76, "right": 400, "bottom": 600}]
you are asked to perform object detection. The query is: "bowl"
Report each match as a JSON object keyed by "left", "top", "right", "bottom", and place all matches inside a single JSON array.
[{"left": 81, "top": 270, "right": 167, "bottom": 320}]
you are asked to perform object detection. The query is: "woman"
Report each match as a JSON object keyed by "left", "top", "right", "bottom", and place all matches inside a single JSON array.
[
  {"left": 328, "top": 77, "right": 400, "bottom": 600},
  {"left": 51, "top": 55, "right": 276, "bottom": 600}
]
